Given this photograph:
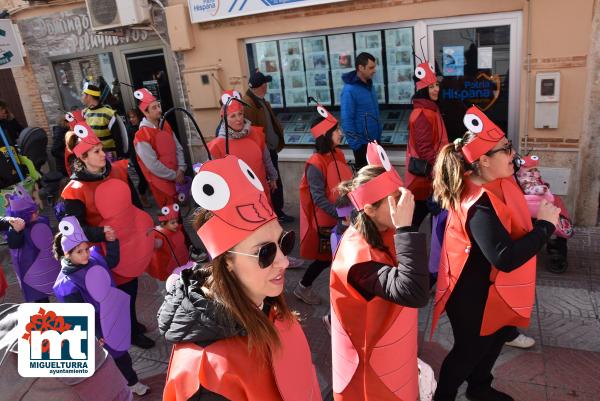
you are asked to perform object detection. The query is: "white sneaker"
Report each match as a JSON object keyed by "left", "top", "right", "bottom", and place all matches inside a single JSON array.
[
  {"left": 293, "top": 283, "right": 321, "bottom": 305},
  {"left": 287, "top": 256, "right": 305, "bottom": 269},
  {"left": 505, "top": 333, "right": 535, "bottom": 349},
  {"left": 129, "top": 381, "right": 150, "bottom": 396}
]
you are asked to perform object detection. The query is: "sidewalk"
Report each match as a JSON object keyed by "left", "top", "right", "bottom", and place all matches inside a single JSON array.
[{"left": 2, "top": 209, "right": 599, "bottom": 401}]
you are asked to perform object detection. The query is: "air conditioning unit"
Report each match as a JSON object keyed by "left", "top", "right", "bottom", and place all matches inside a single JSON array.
[{"left": 85, "top": 0, "right": 151, "bottom": 31}]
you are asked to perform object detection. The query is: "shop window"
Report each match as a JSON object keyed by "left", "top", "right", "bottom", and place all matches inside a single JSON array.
[
  {"left": 246, "top": 27, "right": 414, "bottom": 147},
  {"left": 52, "top": 53, "right": 125, "bottom": 116}
]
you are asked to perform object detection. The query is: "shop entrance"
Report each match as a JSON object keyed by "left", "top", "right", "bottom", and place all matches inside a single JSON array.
[{"left": 126, "top": 50, "right": 180, "bottom": 137}]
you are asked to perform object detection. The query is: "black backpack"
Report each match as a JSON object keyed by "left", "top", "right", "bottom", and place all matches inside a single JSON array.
[{"left": 17, "top": 127, "right": 48, "bottom": 171}]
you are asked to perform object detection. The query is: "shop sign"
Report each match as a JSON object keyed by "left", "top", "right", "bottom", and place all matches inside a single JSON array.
[
  {"left": 188, "top": 0, "right": 349, "bottom": 23},
  {"left": 441, "top": 73, "right": 501, "bottom": 111},
  {"left": 0, "top": 20, "right": 24, "bottom": 69}
]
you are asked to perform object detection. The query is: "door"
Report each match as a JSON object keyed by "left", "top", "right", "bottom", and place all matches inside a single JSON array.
[
  {"left": 126, "top": 50, "right": 179, "bottom": 136},
  {"left": 427, "top": 13, "right": 521, "bottom": 144}
]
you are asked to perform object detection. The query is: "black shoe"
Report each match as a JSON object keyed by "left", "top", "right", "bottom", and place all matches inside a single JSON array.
[
  {"left": 548, "top": 254, "right": 568, "bottom": 274},
  {"left": 132, "top": 333, "right": 155, "bottom": 349},
  {"left": 466, "top": 386, "right": 514, "bottom": 401},
  {"left": 277, "top": 213, "right": 295, "bottom": 223},
  {"left": 135, "top": 322, "right": 148, "bottom": 334}
]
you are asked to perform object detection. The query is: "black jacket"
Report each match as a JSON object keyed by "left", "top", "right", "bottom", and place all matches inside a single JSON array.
[{"left": 0, "top": 118, "right": 23, "bottom": 147}]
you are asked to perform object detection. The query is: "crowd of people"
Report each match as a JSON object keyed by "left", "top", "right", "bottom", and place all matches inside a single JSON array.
[{"left": 0, "top": 50, "right": 570, "bottom": 401}]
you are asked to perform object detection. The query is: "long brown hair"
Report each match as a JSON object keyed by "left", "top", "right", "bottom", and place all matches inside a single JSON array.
[
  {"left": 432, "top": 131, "right": 480, "bottom": 211},
  {"left": 191, "top": 209, "right": 295, "bottom": 363},
  {"left": 337, "top": 165, "right": 388, "bottom": 252}
]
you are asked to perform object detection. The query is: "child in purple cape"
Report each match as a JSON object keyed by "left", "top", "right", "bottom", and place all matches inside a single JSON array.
[
  {"left": 52, "top": 216, "right": 149, "bottom": 397},
  {"left": 3, "top": 185, "right": 60, "bottom": 302}
]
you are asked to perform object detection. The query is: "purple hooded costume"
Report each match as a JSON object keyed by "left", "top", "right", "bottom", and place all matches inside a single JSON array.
[
  {"left": 5, "top": 186, "right": 60, "bottom": 302},
  {"left": 52, "top": 216, "right": 131, "bottom": 357}
]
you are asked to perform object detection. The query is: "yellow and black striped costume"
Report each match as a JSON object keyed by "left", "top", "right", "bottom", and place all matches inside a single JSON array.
[{"left": 83, "top": 105, "right": 118, "bottom": 152}]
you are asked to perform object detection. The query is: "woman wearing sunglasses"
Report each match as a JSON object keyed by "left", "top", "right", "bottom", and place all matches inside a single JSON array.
[
  {"left": 160, "top": 154, "right": 321, "bottom": 401},
  {"left": 430, "top": 107, "right": 560, "bottom": 401},
  {"left": 330, "top": 143, "right": 430, "bottom": 401}
]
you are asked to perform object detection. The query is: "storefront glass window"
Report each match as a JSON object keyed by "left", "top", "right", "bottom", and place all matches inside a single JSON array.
[
  {"left": 52, "top": 52, "right": 125, "bottom": 115},
  {"left": 246, "top": 27, "right": 414, "bottom": 146}
]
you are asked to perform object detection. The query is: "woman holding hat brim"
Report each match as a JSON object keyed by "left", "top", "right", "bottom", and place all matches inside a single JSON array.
[
  {"left": 60, "top": 115, "right": 156, "bottom": 349},
  {"left": 295, "top": 104, "right": 352, "bottom": 305},
  {"left": 430, "top": 107, "right": 560, "bottom": 401},
  {"left": 405, "top": 60, "right": 448, "bottom": 230},
  {"left": 160, "top": 155, "right": 321, "bottom": 401},
  {"left": 208, "top": 90, "right": 279, "bottom": 206},
  {"left": 330, "top": 143, "right": 429, "bottom": 401}
]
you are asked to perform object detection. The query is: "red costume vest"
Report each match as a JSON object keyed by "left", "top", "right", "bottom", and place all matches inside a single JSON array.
[
  {"left": 208, "top": 126, "right": 271, "bottom": 203},
  {"left": 61, "top": 160, "right": 154, "bottom": 285},
  {"left": 299, "top": 150, "right": 352, "bottom": 261},
  {"left": 431, "top": 178, "right": 537, "bottom": 336},
  {"left": 134, "top": 121, "right": 178, "bottom": 207},
  {"left": 163, "top": 318, "right": 322, "bottom": 401},
  {"left": 330, "top": 226, "right": 419, "bottom": 401},
  {"left": 405, "top": 106, "right": 448, "bottom": 200},
  {"left": 147, "top": 226, "right": 189, "bottom": 281}
]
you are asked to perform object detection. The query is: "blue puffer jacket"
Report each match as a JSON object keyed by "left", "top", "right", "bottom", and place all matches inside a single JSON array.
[{"left": 340, "top": 70, "right": 382, "bottom": 150}]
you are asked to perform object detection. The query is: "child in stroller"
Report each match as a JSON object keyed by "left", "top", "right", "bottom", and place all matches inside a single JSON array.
[{"left": 516, "top": 155, "right": 573, "bottom": 273}]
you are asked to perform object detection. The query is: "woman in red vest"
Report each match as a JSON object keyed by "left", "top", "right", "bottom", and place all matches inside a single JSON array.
[
  {"left": 405, "top": 60, "right": 448, "bottom": 230},
  {"left": 160, "top": 154, "right": 321, "bottom": 401},
  {"left": 295, "top": 103, "right": 352, "bottom": 305},
  {"left": 208, "top": 90, "right": 278, "bottom": 205},
  {"left": 133, "top": 88, "right": 187, "bottom": 207},
  {"left": 330, "top": 144, "right": 429, "bottom": 401},
  {"left": 60, "top": 115, "right": 156, "bottom": 350},
  {"left": 430, "top": 107, "right": 560, "bottom": 401}
]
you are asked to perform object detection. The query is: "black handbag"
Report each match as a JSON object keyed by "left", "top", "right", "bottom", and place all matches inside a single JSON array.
[{"left": 408, "top": 156, "right": 432, "bottom": 177}]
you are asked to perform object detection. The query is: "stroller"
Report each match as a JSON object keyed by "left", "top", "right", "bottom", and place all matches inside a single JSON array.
[{"left": 516, "top": 155, "right": 573, "bottom": 273}]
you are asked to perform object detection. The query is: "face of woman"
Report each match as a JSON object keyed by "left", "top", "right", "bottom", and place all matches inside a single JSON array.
[
  {"left": 226, "top": 109, "right": 245, "bottom": 132},
  {"left": 68, "top": 242, "right": 90, "bottom": 265},
  {"left": 82, "top": 144, "right": 106, "bottom": 172},
  {"left": 479, "top": 137, "right": 516, "bottom": 181},
  {"left": 366, "top": 189, "right": 400, "bottom": 231},
  {"left": 227, "top": 219, "right": 289, "bottom": 306},
  {"left": 428, "top": 82, "right": 440, "bottom": 101},
  {"left": 331, "top": 128, "right": 343, "bottom": 147},
  {"left": 128, "top": 113, "right": 140, "bottom": 126}
]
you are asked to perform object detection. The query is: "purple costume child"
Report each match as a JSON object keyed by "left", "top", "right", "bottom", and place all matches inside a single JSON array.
[
  {"left": 52, "top": 217, "right": 145, "bottom": 390},
  {"left": 5, "top": 185, "right": 60, "bottom": 302}
]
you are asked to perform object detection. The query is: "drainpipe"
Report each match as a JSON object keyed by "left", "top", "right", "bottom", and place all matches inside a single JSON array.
[{"left": 523, "top": 0, "right": 532, "bottom": 152}]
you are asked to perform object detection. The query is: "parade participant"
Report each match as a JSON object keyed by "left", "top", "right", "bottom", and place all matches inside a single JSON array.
[
  {"left": 405, "top": 59, "right": 448, "bottom": 230},
  {"left": 61, "top": 118, "right": 155, "bottom": 349},
  {"left": 430, "top": 107, "right": 560, "bottom": 401},
  {"left": 208, "top": 90, "right": 279, "bottom": 205},
  {"left": 4, "top": 185, "right": 60, "bottom": 302},
  {"left": 147, "top": 203, "right": 189, "bottom": 281},
  {"left": 126, "top": 108, "right": 150, "bottom": 208},
  {"left": 0, "top": 100, "right": 23, "bottom": 147},
  {"left": 133, "top": 88, "right": 187, "bottom": 207},
  {"left": 81, "top": 83, "right": 127, "bottom": 158},
  {"left": 295, "top": 102, "right": 352, "bottom": 305},
  {"left": 160, "top": 154, "right": 321, "bottom": 401},
  {"left": 330, "top": 144, "right": 429, "bottom": 401},
  {"left": 52, "top": 216, "right": 149, "bottom": 396}
]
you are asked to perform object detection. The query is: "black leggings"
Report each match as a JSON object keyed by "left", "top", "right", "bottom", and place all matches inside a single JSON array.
[
  {"left": 300, "top": 260, "right": 330, "bottom": 287},
  {"left": 411, "top": 200, "right": 430, "bottom": 232},
  {"left": 113, "top": 352, "right": 138, "bottom": 386},
  {"left": 116, "top": 278, "right": 142, "bottom": 337}
]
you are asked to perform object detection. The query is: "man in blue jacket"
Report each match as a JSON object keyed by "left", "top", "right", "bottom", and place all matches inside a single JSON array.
[{"left": 340, "top": 52, "right": 382, "bottom": 169}]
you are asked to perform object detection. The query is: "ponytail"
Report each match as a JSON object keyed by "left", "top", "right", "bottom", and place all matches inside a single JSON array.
[
  {"left": 432, "top": 131, "right": 480, "bottom": 211},
  {"left": 65, "top": 131, "right": 87, "bottom": 172},
  {"left": 337, "top": 165, "right": 389, "bottom": 252},
  {"left": 53, "top": 232, "right": 65, "bottom": 261}
]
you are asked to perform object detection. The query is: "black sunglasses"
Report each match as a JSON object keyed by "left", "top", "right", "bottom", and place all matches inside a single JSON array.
[
  {"left": 228, "top": 230, "right": 296, "bottom": 268},
  {"left": 486, "top": 140, "right": 513, "bottom": 157}
]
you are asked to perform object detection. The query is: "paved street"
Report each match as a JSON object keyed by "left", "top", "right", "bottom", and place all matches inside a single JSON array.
[{"left": 2, "top": 205, "right": 599, "bottom": 401}]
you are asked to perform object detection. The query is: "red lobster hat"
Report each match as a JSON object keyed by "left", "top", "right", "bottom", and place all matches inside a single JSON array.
[
  {"left": 310, "top": 101, "right": 338, "bottom": 139},
  {"left": 415, "top": 61, "right": 437, "bottom": 91},
  {"left": 461, "top": 106, "right": 506, "bottom": 163},
  {"left": 64, "top": 111, "right": 101, "bottom": 158},
  {"left": 191, "top": 154, "right": 276, "bottom": 258},
  {"left": 220, "top": 90, "right": 244, "bottom": 117},
  {"left": 518, "top": 155, "right": 540, "bottom": 169},
  {"left": 134, "top": 88, "right": 157, "bottom": 112},
  {"left": 348, "top": 141, "right": 403, "bottom": 211},
  {"left": 158, "top": 203, "right": 180, "bottom": 222}
]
